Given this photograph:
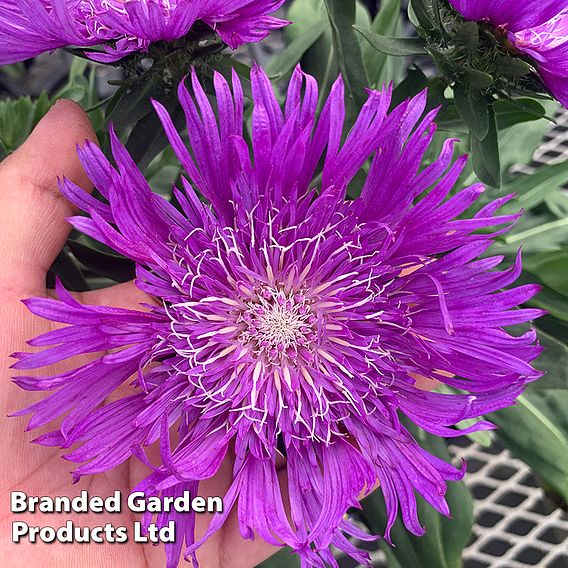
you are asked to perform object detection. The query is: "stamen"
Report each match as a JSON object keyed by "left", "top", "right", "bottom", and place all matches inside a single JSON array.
[{"left": 238, "top": 286, "right": 317, "bottom": 365}]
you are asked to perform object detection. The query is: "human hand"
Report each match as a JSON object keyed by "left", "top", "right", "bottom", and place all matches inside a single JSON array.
[{"left": 0, "top": 100, "right": 279, "bottom": 568}]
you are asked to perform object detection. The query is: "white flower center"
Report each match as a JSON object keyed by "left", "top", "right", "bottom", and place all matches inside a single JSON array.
[{"left": 240, "top": 287, "right": 317, "bottom": 364}]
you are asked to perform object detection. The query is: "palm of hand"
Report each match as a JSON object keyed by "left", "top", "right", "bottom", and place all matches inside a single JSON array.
[{"left": 0, "top": 101, "right": 276, "bottom": 568}]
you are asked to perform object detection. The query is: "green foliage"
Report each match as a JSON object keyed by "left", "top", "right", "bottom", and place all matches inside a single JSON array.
[
  {"left": 491, "top": 391, "right": 568, "bottom": 502},
  {"left": 323, "top": 0, "right": 369, "bottom": 112},
  {"left": 355, "top": 27, "right": 427, "bottom": 57},
  {"left": 0, "top": 57, "right": 103, "bottom": 159},
  {"left": 256, "top": 548, "right": 301, "bottom": 568},
  {"left": 361, "top": 0, "right": 404, "bottom": 88},
  {"left": 0, "top": 92, "right": 51, "bottom": 158},
  {"left": 356, "top": 0, "right": 559, "bottom": 187}
]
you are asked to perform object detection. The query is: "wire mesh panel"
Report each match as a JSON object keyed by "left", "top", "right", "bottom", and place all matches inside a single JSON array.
[{"left": 457, "top": 440, "right": 568, "bottom": 568}]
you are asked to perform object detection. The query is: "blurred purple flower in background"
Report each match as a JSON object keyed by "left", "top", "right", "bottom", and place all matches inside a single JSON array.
[
  {"left": 0, "top": 0, "right": 287, "bottom": 63},
  {"left": 12, "top": 65, "right": 544, "bottom": 567},
  {"left": 449, "top": 0, "right": 568, "bottom": 106}
]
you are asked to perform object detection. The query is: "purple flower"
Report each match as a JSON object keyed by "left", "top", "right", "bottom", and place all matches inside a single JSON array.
[
  {"left": 0, "top": 0, "right": 287, "bottom": 64},
  {"left": 449, "top": 0, "right": 568, "bottom": 107},
  {"left": 12, "top": 65, "right": 543, "bottom": 567}
]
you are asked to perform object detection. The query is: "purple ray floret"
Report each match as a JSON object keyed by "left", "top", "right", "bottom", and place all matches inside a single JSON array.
[
  {"left": 0, "top": 0, "right": 287, "bottom": 63},
  {"left": 12, "top": 65, "right": 543, "bottom": 567},
  {"left": 449, "top": 0, "right": 568, "bottom": 107}
]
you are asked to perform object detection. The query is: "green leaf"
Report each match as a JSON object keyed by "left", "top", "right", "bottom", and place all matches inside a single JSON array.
[
  {"left": 354, "top": 27, "right": 427, "bottom": 56},
  {"left": 495, "top": 98, "right": 547, "bottom": 130},
  {"left": 498, "top": 100, "right": 560, "bottom": 173},
  {"left": 285, "top": 0, "right": 372, "bottom": 112},
  {"left": 463, "top": 67, "right": 494, "bottom": 90},
  {"left": 267, "top": 22, "right": 327, "bottom": 79},
  {"left": 495, "top": 56, "right": 533, "bottom": 78},
  {"left": 323, "top": 0, "right": 369, "bottom": 111},
  {"left": 391, "top": 66, "right": 431, "bottom": 107},
  {"left": 471, "top": 105, "right": 501, "bottom": 187},
  {"left": 512, "top": 271, "right": 568, "bottom": 323},
  {"left": 453, "top": 84, "right": 490, "bottom": 140},
  {"left": 498, "top": 160, "right": 568, "bottom": 215},
  {"left": 145, "top": 146, "right": 183, "bottom": 198},
  {"left": 456, "top": 21, "right": 479, "bottom": 54},
  {"left": 126, "top": 101, "right": 184, "bottom": 171},
  {"left": 214, "top": 57, "right": 253, "bottom": 101},
  {"left": 409, "top": 0, "right": 438, "bottom": 31},
  {"left": 362, "top": 427, "right": 474, "bottom": 568},
  {"left": 455, "top": 417, "right": 493, "bottom": 446},
  {"left": 105, "top": 77, "right": 158, "bottom": 133},
  {"left": 286, "top": 0, "right": 324, "bottom": 42},
  {"left": 491, "top": 390, "right": 568, "bottom": 501},
  {"left": 255, "top": 548, "right": 300, "bottom": 568},
  {"left": 546, "top": 190, "right": 568, "bottom": 219},
  {"left": 67, "top": 240, "right": 135, "bottom": 283},
  {"left": 532, "top": 328, "right": 568, "bottom": 390},
  {"left": 0, "top": 92, "right": 51, "bottom": 156},
  {"left": 532, "top": 285, "right": 568, "bottom": 323},
  {"left": 361, "top": 0, "right": 403, "bottom": 87},
  {"left": 524, "top": 249, "right": 568, "bottom": 296},
  {"left": 51, "top": 247, "right": 89, "bottom": 292},
  {"left": 504, "top": 218, "right": 568, "bottom": 246}
]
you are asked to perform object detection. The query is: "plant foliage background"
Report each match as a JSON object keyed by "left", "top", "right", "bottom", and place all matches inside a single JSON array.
[{"left": 0, "top": 1, "right": 567, "bottom": 566}]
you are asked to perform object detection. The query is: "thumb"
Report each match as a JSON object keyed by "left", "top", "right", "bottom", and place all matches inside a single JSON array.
[{"left": 0, "top": 99, "right": 96, "bottom": 297}]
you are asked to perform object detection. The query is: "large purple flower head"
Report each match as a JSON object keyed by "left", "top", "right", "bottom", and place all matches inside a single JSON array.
[
  {"left": 0, "top": 0, "right": 286, "bottom": 64},
  {"left": 12, "top": 65, "right": 543, "bottom": 567},
  {"left": 449, "top": 0, "right": 568, "bottom": 106}
]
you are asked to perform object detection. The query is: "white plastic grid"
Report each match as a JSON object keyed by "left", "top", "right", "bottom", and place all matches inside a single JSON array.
[{"left": 456, "top": 441, "right": 568, "bottom": 568}]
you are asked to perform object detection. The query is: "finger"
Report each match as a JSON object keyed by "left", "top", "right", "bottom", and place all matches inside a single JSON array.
[
  {"left": 79, "top": 280, "right": 159, "bottom": 311},
  {"left": 0, "top": 99, "right": 96, "bottom": 297}
]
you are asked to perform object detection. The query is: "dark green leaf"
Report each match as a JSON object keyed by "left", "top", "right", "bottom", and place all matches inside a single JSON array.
[
  {"left": 491, "top": 390, "right": 568, "bottom": 501},
  {"left": 453, "top": 84, "right": 490, "bottom": 140},
  {"left": 126, "top": 99, "right": 184, "bottom": 171},
  {"left": 354, "top": 27, "right": 427, "bottom": 56},
  {"left": 50, "top": 247, "right": 89, "bottom": 292},
  {"left": 531, "top": 328, "right": 568, "bottom": 390},
  {"left": 390, "top": 66, "right": 430, "bottom": 108},
  {"left": 362, "top": 0, "right": 403, "bottom": 87},
  {"left": 495, "top": 56, "right": 533, "bottom": 78},
  {"left": 463, "top": 67, "right": 493, "bottom": 90},
  {"left": 214, "top": 57, "right": 253, "bottom": 101},
  {"left": 67, "top": 240, "right": 135, "bottom": 283},
  {"left": 323, "top": 0, "right": 369, "bottom": 111},
  {"left": 471, "top": 105, "right": 501, "bottom": 187},
  {"left": 456, "top": 21, "right": 479, "bottom": 54},
  {"left": 105, "top": 78, "right": 158, "bottom": 133},
  {"left": 409, "top": 0, "right": 437, "bottom": 31},
  {"left": 524, "top": 249, "right": 568, "bottom": 297},
  {"left": 495, "top": 98, "right": 547, "bottom": 130},
  {"left": 267, "top": 21, "right": 327, "bottom": 79},
  {"left": 255, "top": 548, "right": 301, "bottom": 568}
]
